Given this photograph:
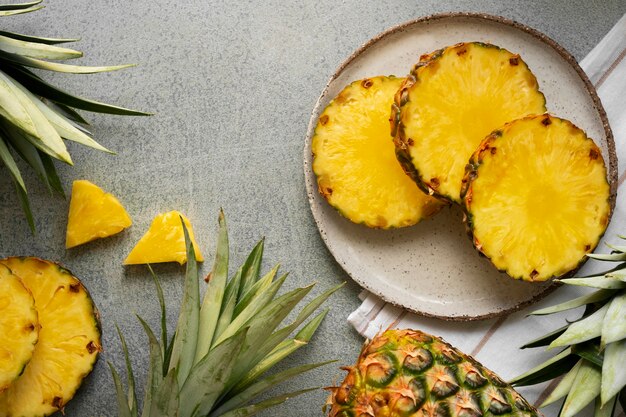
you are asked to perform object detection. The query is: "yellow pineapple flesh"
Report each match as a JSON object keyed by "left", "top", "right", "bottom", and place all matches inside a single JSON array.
[
  {"left": 0, "top": 265, "right": 38, "bottom": 394},
  {"left": 66, "top": 180, "right": 132, "bottom": 249},
  {"left": 0, "top": 257, "right": 101, "bottom": 417},
  {"left": 312, "top": 76, "right": 444, "bottom": 228},
  {"left": 393, "top": 42, "right": 547, "bottom": 203},
  {"left": 462, "top": 115, "right": 611, "bottom": 281},
  {"left": 124, "top": 210, "right": 204, "bottom": 265}
]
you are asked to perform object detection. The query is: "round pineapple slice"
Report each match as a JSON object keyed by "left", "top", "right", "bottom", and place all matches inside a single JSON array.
[
  {"left": 0, "top": 257, "right": 101, "bottom": 417},
  {"left": 0, "top": 265, "right": 38, "bottom": 393},
  {"left": 312, "top": 76, "right": 444, "bottom": 228},
  {"left": 392, "top": 42, "right": 547, "bottom": 203},
  {"left": 462, "top": 115, "right": 611, "bottom": 282}
]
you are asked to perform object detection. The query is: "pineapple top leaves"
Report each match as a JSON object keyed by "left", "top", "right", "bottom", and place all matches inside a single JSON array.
[
  {"left": 512, "top": 236, "right": 626, "bottom": 417},
  {"left": 110, "top": 212, "right": 343, "bottom": 417},
  {"left": 0, "top": 1, "right": 149, "bottom": 232}
]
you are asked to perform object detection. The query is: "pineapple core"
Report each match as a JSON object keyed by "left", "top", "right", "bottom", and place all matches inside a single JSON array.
[
  {"left": 66, "top": 180, "right": 132, "bottom": 248},
  {"left": 124, "top": 211, "right": 204, "bottom": 265}
]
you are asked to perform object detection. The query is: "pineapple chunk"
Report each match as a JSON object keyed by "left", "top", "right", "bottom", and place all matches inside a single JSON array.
[
  {"left": 124, "top": 210, "right": 204, "bottom": 265},
  {"left": 462, "top": 115, "right": 611, "bottom": 281},
  {"left": 0, "top": 265, "right": 38, "bottom": 393},
  {"left": 0, "top": 258, "right": 101, "bottom": 417},
  {"left": 312, "top": 76, "right": 444, "bottom": 228},
  {"left": 393, "top": 42, "right": 547, "bottom": 203},
  {"left": 66, "top": 180, "right": 132, "bottom": 248}
]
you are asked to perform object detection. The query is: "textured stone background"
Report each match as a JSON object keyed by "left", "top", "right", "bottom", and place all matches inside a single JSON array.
[{"left": 0, "top": 0, "right": 624, "bottom": 415}]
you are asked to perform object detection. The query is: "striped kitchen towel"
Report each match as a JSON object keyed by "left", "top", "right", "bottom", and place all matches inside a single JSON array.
[{"left": 347, "top": 13, "right": 626, "bottom": 417}]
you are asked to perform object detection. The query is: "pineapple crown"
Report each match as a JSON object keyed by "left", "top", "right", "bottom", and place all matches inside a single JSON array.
[
  {"left": 110, "top": 211, "right": 342, "bottom": 417},
  {"left": 511, "top": 237, "right": 626, "bottom": 417}
]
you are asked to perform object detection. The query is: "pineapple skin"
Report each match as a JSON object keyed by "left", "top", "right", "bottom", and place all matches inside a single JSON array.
[
  {"left": 328, "top": 329, "right": 540, "bottom": 417},
  {"left": 392, "top": 42, "right": 546, "bottom": 204},
  {"left": 0, "top": 258, "right": 101, "bottom": 417},
  {"left": 0, "top": 265, "right": 38, "bottom": 394},
  {"left": 460, "top": 115, "right": 611, "bottom": 282}
]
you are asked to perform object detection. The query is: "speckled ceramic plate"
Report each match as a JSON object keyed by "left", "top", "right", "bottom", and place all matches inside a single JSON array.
[{"left": 303, "top": 13, "right": 617, "bottom": 320}]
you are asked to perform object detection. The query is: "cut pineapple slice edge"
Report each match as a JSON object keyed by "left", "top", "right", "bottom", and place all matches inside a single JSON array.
[
  {"left": 0, "top": 257, "right": 101, "bottom": 417},
  {"left": 394, "top": 42, "right": 547, "bottom": 203},
  {"left": 312, "top": 76, "right": 444, "bottom": 229},
  {"left": 462, "top": 115, "right": 611, "bottom": 282},
  {"left": 0, "top": 264, "right": 38, "bottom": 393}
]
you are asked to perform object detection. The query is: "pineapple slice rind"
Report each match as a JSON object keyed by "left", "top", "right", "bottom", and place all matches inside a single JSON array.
[
  {"left": 393, "top": 42, "right": 547, "bottom": 203},
  {"left": 312, "top": 76, "right": 444, "bottom": 228},
  {"left": 0, "top": 264, "right": 38, "bottom": 393},
  {"left": 462, "top": 115, "right": 611, "bottom": 281},
  {"left": 0, "top": 257, "right": 100, "bottom": 417}
]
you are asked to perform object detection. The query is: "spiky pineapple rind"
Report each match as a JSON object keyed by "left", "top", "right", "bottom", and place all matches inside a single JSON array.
[
  {"left": 328, "top": 329, "right": 541, "bottom": 417},
  {"left": 460, "top": 114, "right": 611, "bottom": 282},
  {"left": 392, "top": 42, "right": 547, "bottom": 204}
]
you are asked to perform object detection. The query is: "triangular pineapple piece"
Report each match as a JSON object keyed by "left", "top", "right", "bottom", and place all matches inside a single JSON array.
[
  {"left": 124, "top": 211, "right": 204, "bottom": 265},
  {"left": 66, "top": 180, "right": 132, "bottom": 249}
]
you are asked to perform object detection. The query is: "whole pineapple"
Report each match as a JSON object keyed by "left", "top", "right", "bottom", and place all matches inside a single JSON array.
[{"left": 328, "top": 329, "right": 540, "bottom": 417}]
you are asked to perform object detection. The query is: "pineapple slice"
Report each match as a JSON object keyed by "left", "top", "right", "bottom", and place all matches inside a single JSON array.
[
  {"left": 0, "top": 265, "right": 38, "bottom": 393},
  {"left": 312, "top": 76, "right": 444, "bottom": 228},
  {"left": 392, "top": 42, "right": 547, "bottom": 203},
  {"left": 124, "top": 210, "right": 204, "bottom": 265},
  {"left": 462, "top": 115, "right": 611, "bottom": 281},
  {"left": 328, "top": 329, "right": 540, "bottom": 417},
  {"left": 66, "top": 180, "right": 132, "bottom": 248},
  {"left": 0, "top": 257, "right": 101, "bottom": 416}
]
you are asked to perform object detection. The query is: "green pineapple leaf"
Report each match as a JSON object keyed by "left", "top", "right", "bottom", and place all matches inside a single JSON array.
[
  {"left": 601, "top": 292, "right": 626, "bottom": 346},
  {"left": 0, "top": 1, "right": 42, "bottom": 11},
  {"left": 215, "top": 388, "right": 318, "bottom": 417},
  {"left": 541, "top": 360, "right": 583, "bottom": 407},
  {"left": 0, "top": 34, "right": 82, "bottom": 60},
  {"left": 0, "top": 30, "right": 78, "bottom": 45},
  {"left": 237, "top": 238, "right": 265, "bottom": 299},
  {"left": 561, "top": 360, "right": 601, "bottom": 417},
  {"left": 601, "top": 340, "right": 626, "bottom": 405},
  {"left": 510, "top": 348, "right": 575, "bottom": 386},
  {"left": 530, "top": 290, "right": 616, "bottom": 316}
]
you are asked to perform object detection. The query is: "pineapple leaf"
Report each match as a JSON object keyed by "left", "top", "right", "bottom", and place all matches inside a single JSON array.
[
  {"left": 587, "top": 252, "right": 626, "bottom": 262},
  {"left": 150, "top": 369, "right": 180, "bottom": 417},
  {"left": 561, "top": 359, "right": 601, "bottom": 417},
  {"left": 44, "top": 99, "right": 90, "bottom": 125},
  {"left": 549, "top": 304, "right": 609, "bottom": 348},
  {"left": 214, "top": 266, "right": 244, "bottom": 341},
  {"left": 38, "top": 151, "right": 63, "bottom": 196},
  {"left": 510, "top": 348, "right": 575, "bottom": 386},
  {"left": 0, "top": 1, "right": 42, "bottom": 11},
  {"left": 558, "top": 276, "right": 626, "bottom": 289},
  {"left": 0, "top": 71, "right": 71, "bottom": 163},
  {"left": 14, "top": 179, "right": 34, "bottom": 232},
  {"left": 135, "top": 316, "right": 164, "bottom": 417},
  {"left": 179, "top": 328, "right": 248, "bottom": 417},
  {"left": 233, "top": 264, "right": 278, "bottom": 318},
  {"left": 521, "top": 324, "right": 569, "bottom": 348},
  {"left": 594, "top": 395, "right": 617, "bottom": 417},
  {"left": 237, "top": 238, "right": 265, "bottom": 301},
  {"left": 0, "top": 34, "right": 82, "bottom": 60},
  {"left": 196, "top": 209, "right": 229, "bottom": 363},
  {"left": 2, "top": 64, "right": 150, "bottom": 115},
  {"left": 541, "top": 359, "right": 583, "bottom": 407},
  {"left": 0, "top": 30, "right": 78, "bottom": 45},
  {"left": 0, "top": 4, "right": 43, "bottom": 16},
  {"left": 601, "top": 339, "right": 626, "bottom": 405},
  {"left": 530, "top": 290, "right": 616, "bottom": 316},
  {"left": 148, "top": 265, "right": 168, "bottom": 357},
  {"left": 212, "top": 269, "right": 286, "bottom": 347},
  {"left": 215, "top": 388, "right": 318, "bottom": 417},
  {"left": 108, "top": 362, "right": 135, "bottom": 417},
  {"left": 601, "top": 291, "right": 626, "bottom": 346},
  {"left": 4, "top": 129, "right": 51, "bottom": 191},
  {"left": 0, "top": 49, "right": 134, "bottom": 73},
  {"left": 213, "top": 361, "right": 334, "bottom": 416},
  {"left": 572, "top": 342, "right": 604, "bottom": 367},
  {"left": 115, "top": 324, "right": 138, "bottom": 416},
  {"left": 168, "top": 219, "right": 200, "bottom": 385},
  {"left": 0, "top": 133, "right": 26, "bottom": 190},
  {"left": 234, "top": 309, "right": 329, "bottom": 393}
]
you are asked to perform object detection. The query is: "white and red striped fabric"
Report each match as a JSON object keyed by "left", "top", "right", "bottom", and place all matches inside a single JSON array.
[{"left": 347, "top": 14, "right": 626, "bottom": 417}]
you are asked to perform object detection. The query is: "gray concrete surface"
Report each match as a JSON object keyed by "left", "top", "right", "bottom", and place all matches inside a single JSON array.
[{"left": 0, "top": 0, "right": 624, "bottom": 415}]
